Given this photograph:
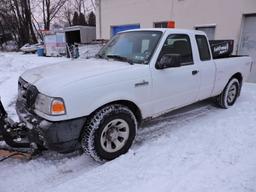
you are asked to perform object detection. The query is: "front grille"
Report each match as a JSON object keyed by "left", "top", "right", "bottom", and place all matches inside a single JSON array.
[{"left": 18, "top": 77, "right": 39, "bottom": 108}]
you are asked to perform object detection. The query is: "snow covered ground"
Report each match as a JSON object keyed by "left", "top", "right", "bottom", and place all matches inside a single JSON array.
[
  {"left": 0, "top": 52, "right": 256, "bottom": 192},
  {"left": 79, "top": 44, "right": 103, "bottom": 59}
]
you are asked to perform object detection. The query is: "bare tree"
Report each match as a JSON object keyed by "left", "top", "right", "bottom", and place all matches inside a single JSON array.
[
  {"left": 72, "top": 0, "right": 95, "bottom": 17},
  {"left": 31, "top": 13, "right": 44, "bottom": 41},
  {"left": 62, "top": 2, "right": 73, "bottom": 26},
  {"left": 40, "top": 0, "right": 68, "bottom": 30},
  {"left": 60, "top": 0, "right": 95, "bottom": 27},
  {"left": 89, "top": 0, "right": 96, "bottom": 11},
  {"left": 0, "top": 0, "right": 37, "bottom": 47},
  {"left": 73, "top": 0, "right": 83, "bottom": 13},
  {"left": 0, "top": 0, "right": 96, "bottom": 48}
]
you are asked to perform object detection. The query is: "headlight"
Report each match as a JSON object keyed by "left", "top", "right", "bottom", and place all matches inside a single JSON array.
[{"left": 34, "top": 93, "right": 66, "bottom": 115}]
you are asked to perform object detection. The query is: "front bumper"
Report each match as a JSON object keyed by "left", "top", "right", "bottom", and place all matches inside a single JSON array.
[{"left": 16, "top": 101, "right": 86, "bottom": 153}]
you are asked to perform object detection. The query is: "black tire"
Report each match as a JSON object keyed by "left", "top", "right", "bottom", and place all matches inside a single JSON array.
[
  {"left": 81, "top": 104, "right": 137, "bottom": 161},
  {"left": 216, "top": 78, "right": 240, "bottom": 109}
]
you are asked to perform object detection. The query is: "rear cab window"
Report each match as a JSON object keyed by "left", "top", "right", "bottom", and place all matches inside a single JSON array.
[{"left": 195, "top": 35, "right": 211, "bottom": 61}]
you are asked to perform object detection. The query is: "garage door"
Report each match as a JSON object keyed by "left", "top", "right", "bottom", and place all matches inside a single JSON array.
[
  {"left": 112, "top": 24, "right": 140, "bottom": 36},
  {"left": 195, "top": 26, "right": 216, "bottom": 40},
  {"left": 240, "top": 15, "right": 256, "bottom": 83}
]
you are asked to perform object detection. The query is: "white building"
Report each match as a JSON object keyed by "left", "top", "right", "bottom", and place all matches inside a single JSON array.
[{"left": 96, "top": 0, "right": 256, "bottom": 82}]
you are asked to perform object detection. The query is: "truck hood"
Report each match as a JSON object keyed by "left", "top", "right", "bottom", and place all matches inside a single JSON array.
[{"left": 21, "top": 58, "right": 134, "bottom": 94}]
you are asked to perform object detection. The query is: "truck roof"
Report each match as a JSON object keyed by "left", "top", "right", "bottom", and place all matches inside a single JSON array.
[{"left": 120, "top": 28, "right": 207, "bottom": 36}]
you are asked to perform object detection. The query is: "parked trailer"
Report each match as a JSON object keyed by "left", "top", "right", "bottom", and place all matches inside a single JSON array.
[{"left": 65, "top": 26, "right": 96, "bottom": 44}]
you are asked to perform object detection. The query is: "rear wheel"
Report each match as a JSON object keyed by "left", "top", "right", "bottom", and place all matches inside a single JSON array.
[
  {"left": 81, "top": 104, "right": 137, "bottom": 161},
  {"left": 216, "top": 78, "right": 240, "bottom": 108}
]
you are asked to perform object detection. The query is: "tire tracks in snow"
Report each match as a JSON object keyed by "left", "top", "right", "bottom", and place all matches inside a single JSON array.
[
  {"left": 0, "top": 100, "right": 218, "bottom": 192},
  {"left": 136, "top": 100, "right": 217, "bottom": 147}
]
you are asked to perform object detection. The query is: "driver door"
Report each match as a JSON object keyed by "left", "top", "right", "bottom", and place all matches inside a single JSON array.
[{"left": 151, "top": 33, "right": 200, "bottom": 115}]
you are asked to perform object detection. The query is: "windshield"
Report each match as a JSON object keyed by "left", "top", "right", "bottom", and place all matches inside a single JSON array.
[{"left": 96, "top": 31, "right": 162, "bottom": 64}]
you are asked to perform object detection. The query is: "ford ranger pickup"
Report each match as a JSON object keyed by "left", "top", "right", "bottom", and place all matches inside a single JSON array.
[{"left": 0, "top": 29, "right": 253, "bottom": 161}]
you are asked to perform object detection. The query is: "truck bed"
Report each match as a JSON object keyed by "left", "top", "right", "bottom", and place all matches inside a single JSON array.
[{"left": 212, "top": 55, "right": 252, "bottom": 97}]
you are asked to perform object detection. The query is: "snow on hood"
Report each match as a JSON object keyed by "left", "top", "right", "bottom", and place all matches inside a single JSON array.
[{"left": 21, "top": 58, "right": 132, "bottom": 94}]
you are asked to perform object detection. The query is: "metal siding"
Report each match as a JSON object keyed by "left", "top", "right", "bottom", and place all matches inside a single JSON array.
[
  {"left": 65, "top": 26, "right": 96, "bottom": 44},
  {"left": 88, "top": 27, "right": 96, "bottom": 42},
  {"left": 80, "top": 28, "right": 86, "bottom": 43},
  {"left": 240, "top": 15, "right": 256, "bottom": 83}
]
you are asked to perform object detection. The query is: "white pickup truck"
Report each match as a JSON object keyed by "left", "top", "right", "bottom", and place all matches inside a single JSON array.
[{"left": 1, "top": 29, "right": 253, "bottom": 161}]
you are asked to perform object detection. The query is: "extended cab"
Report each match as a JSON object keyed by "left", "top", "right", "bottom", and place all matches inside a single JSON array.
[{"left": 9, "top": 29, "right": 253, "bottom": 161}]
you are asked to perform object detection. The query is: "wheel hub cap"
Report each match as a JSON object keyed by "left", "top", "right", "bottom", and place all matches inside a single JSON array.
[
  {"left": 100, "top": 119, "right": 130, "bottom": 153},
  {"left": 227, "top": 84, "right": 237, "bottom": 103},
  {"left": 107, "top": 128, "right": 119, "bottom": 141}
]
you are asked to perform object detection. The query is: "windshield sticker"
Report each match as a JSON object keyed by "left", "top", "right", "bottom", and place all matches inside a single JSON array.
[{"left": 134, "top": 55, "right": 145, "bottom": 60}]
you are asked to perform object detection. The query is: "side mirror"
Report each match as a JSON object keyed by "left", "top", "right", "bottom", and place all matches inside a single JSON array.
[{"left": 156, "top": 54, "right": 182, "bottom": 69}]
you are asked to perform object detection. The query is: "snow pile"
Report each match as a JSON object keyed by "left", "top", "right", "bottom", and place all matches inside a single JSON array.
[
  {"left": 0, "top": 52, "right": 68, "bottom": 121},
  {"left": 0, "top": 52, "right": 255, "bottom": 192},
  {"left": 79, "top": 44, "right": 102, "bottom": 59}
]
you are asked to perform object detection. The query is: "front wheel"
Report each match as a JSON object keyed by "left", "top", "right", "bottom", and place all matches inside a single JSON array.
[
  {"left": 81, "top": 104, "right": 137, "bottom": 161},
  {"left": 216, "top": 78, "right": 240, "bottom": 109}
]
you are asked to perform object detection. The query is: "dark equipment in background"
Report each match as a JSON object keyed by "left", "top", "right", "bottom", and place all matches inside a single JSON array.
[
  {"left": 66, "top": 43, "right": 80, "bottom": 59},
  {"left": 66, "top": 30, "right": 81, "bottom": 45},
  {"left": 64, "top": 26, "right": 96, "bottom": 44},
  {"left": 209, "top": 40, "right": 234, "bottom": 59}
]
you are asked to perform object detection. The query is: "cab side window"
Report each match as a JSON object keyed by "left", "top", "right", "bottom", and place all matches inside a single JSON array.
[
  {"left": 195, "top": 35, "right": 211, "bottom": 61},
  {"left": 158, "top": 34, "right": 194, "bottom": 66}
]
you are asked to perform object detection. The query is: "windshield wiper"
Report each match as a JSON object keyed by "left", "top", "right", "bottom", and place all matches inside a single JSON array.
[{"left": 106, "top": 54, "right": 134, "bottom": 65}]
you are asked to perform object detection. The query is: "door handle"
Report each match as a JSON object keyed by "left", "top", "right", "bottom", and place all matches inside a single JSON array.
[
  {"left": 192, "top": 70, "right": 199, "bottom": 75},
  {"left": 135, "top": 80, "right": 149, "bottom": 87}
]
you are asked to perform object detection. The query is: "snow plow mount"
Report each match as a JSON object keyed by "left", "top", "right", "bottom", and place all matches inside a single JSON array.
[{"left": 0, "top": 99, "right": 40, "bottom": 161}]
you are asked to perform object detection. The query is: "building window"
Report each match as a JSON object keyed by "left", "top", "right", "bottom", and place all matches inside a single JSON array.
[
  {"left": 195, "top": 26, "right": 216, "bottom": 40},
  {"left": 154, "top": 22, "right": 168, "bottom": 28},
  {"left": 111, "top": 24, "right": 140, "bottom": 36}
]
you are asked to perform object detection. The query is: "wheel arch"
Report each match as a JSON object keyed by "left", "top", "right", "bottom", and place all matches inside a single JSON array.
[
  {"left": 87, "top": 100, "right": 143, "bottom": 125},
  {"left": 230, "top": 72, "right": 243, "bottom": 85},
  {"left": 229, "top": 72, "right": 243, "bottom": 95}
]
